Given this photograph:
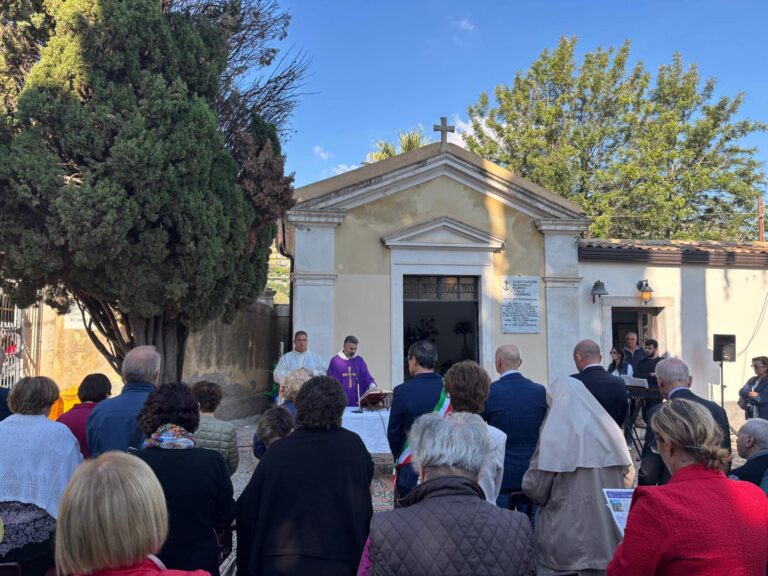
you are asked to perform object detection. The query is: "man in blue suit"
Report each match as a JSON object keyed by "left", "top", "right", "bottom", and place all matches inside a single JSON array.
[
  {"left": 388, "top": 340, "right": 444, "bottom": 502},
  {"left": 481, "top": 344, "right": 547, "bottom": 509}
]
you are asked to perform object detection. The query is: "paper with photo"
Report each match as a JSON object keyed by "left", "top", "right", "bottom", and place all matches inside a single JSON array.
[{"left": 603, "top": 488, "right": 634, "bottom": 536}]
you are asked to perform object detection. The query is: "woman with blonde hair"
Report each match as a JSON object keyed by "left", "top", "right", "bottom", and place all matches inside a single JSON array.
[
  {"left": 56, "top": 452, "right": 208, "bottom": 576},
  {"left": 523, "top": 375, "right": 634, "bottom": 575},
  {"left": 608, "top": 398, "right": 768, "bottom": 575},
  {"left": 0, "top": 376, "right": 82, "bottom": 575},
  {"left": 280, "top": 368, "right": 312, "bottom": 417}
]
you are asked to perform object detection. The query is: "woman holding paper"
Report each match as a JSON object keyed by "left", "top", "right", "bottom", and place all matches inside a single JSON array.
[
  {"left": 608, "top": 399, "right": 768, "bottom": 575},
  {"left": 523, "top": 375, "right": 634, "bottom": 576}
]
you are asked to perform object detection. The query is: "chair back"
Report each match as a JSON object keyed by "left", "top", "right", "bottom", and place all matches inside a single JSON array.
[{"left": 0, "top": 563, "right": 22, "bottom": 576}]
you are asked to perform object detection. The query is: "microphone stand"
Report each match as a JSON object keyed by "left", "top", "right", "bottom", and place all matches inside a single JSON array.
[{"left": 352, "top": 378, "right": 363, "bottom": 413}]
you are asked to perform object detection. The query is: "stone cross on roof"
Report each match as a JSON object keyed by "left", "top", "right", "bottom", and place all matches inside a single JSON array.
[{"left": 433, "top": 116, "right": 455, "bottom": 152}]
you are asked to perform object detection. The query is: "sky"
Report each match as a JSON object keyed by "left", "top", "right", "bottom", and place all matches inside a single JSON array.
[{"left": 272, "top": 0, "right": 768, "bottom": 188}]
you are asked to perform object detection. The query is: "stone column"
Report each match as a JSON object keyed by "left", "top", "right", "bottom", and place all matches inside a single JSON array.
[
  {"left": 286, "top": 209, "right": 346, "bottom": 364},
  {"left": 536, "top": 219, "right": 589, "bottom": 382}
]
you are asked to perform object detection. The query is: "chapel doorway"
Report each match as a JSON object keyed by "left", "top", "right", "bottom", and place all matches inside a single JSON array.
[
  {"left": 611, "top": 307, "right": 663, "bottom": 351},
  {"left": 403, "top": 275, "right": 479, "bottom": 379}
]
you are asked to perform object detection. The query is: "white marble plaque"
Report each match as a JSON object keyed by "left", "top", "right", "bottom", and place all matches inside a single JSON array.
[{"left": 501, "top": 276, "right": 540, "bottom": 333}]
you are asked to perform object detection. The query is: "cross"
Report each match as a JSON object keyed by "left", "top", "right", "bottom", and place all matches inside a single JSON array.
[
  {"left": 342, "top": 366, "right": 357, "bottom": 390},
  {"left": 433, "top": 116, "right": 455, "bottom": 152}
]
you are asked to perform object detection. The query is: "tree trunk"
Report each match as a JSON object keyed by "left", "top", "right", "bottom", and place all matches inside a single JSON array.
[
  {"left": 76, "top": 295, "right": 190, "bottom": 383},
  {"left": 127, "top": 312, "right": 189, "bottom": 384}
]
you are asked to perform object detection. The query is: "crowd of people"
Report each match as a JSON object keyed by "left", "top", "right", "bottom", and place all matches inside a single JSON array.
[{"left": 1, "top": 334, "right": 768, "bottom": 575}]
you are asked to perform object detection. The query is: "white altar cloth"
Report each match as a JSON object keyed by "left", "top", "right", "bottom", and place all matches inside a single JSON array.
[{"left": 342, "top": 407, "right": 390, "bottom": 454}]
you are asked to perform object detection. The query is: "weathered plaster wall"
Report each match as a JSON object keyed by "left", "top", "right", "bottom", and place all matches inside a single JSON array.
[
  {"left": 333, "top": 175, "right": 550, "bottom": 387},
  {"left": 34, "top": 301, "right": 286, "bottom": 419}
]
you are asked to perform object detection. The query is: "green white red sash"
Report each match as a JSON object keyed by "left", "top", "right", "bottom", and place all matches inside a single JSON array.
[{"left": 393, "top": 387, "right": 452, "bottom": 485}]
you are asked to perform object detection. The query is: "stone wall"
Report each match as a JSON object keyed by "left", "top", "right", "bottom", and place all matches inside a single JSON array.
[{"left": 29, "top": 295, "right": 290, "bottom": 420}]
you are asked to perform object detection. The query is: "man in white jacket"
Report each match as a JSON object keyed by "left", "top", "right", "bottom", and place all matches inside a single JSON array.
[{"left": 273, "top": 331, "right": 326, "bottom": 384}]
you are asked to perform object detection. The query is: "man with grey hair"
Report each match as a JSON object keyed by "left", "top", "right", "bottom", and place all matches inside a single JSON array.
[
  {"left": 572, "top": 339, "right": 628, "bottom": 428},
  {"left": 730, "top": 419, "right": 768, "bottom": 486},
  {"left": 359, "top": 412, "right": 535, "bottom": 576},
  {"left": 639, "top": 357, "right": 731, "bottom": 486},
  {"left": 481, "top": 344, "right": 546, "bottom": 508},
  {"left": 87, "top": 345, "right": 161, "bottom": 456}
]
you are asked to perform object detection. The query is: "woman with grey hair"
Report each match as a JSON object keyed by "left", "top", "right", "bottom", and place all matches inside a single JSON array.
[{"left": 357, "top": 412, "right": 535, "bottom": 576}]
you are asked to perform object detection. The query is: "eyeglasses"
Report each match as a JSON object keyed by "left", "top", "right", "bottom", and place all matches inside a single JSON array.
[{"left": 752, "top": 365, "right": 766, "bottom": 369}]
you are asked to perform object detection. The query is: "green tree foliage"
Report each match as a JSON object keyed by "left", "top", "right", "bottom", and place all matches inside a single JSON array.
[
  {"left": 365, "top": 127, "right": 433, "bottom": 164},
  {"left": 0, "top": 0, "right": 294, "bottom": 381},
  {"left": 466, "top": 37, "right": 767, "bottom": 239}
]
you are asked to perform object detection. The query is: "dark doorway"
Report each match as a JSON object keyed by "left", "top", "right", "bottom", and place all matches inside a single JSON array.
[
  {"left": 403, "top": 275, "right": 479, "bottom": 379},
  {"left": 611, "top": 307, "right": 662, "bottom": 349}
]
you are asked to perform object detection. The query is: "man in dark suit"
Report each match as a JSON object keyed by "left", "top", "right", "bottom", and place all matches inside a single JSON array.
[
  {"left": 635, "top": 338, "right": 663, "bottom": 423},
  {"left": 571, "top": 339, "right": 628, "bottom": 428},
  {"left": 729, "top": 419, "right": 768, "bottom": 486},
  {"left": 481, "top": 344, "right": 546, "bottom": 509},
  {"left": 639, "top": 357, "right": 732, "bottom": 486},
  {"left": 387, "top": 340, "right": 444, "bottom": 501}
]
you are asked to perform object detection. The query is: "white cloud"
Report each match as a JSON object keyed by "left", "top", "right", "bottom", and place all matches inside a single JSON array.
[
  {"left": 312, "top": 145, "right": 333, "bottom": 161},
  {"left": 330, "top": 163, "right": 360, "bottom": 176},
  {"left": 453, "top": 18, "right": 475, "bottom": 31},
  {"left": 447, "top": 114, "right": 473, "bottom": 148}
]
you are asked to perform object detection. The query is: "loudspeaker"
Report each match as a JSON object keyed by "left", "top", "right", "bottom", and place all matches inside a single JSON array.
[{"left": 713, "top": 334, "right": 736, "bottom": 362}]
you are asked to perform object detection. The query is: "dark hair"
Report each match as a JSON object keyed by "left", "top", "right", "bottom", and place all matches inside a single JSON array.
[
  {"left": 295, "top": 376, "right": 346, "bottom": 429},
  {"left": 294, "top": 331, "right": 307, "bottom": 339},
  {"left": 138, "top": 382, "right": 200, "bottom": 435},
  {"left": 407, "top": 340, "right": 438, "bottom": 370},
  {"left": 78, "top": 374, "right": 112, "bottom": 403},
  {"left": 607, "top": 348, "right": 626, "bottom": 373},
  {"left": 255, "top": 406, "right": 294, "bottom": 445},
  {"left": 343, "top": 335, "right": 359, "bottom": 345},
  {"left": 444, "top": 361, "right": 490, "bottom": 414},
  {"left": 752, "top": 356, "right": 768, "bottom": 367},
  {"left": 645, "top": 338, "right": 659, "bottom": 349},
  {"left": 190, "top": 380, "right": 223, "bottom": 413}
]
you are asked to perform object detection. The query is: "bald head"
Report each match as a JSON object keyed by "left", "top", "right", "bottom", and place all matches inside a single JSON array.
[
  {"left": 573, "top": 339, "right": 602, "bottom": 372},
  {"left": 122, "top": 345, "right": 161, "bottom": 385},
  {"left": 495, "top": 344, "right": 522, "bottom": 375}
]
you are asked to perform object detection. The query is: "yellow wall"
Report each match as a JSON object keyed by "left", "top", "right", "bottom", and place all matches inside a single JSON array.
[{"left": 333, "top": 175, "right": 550, "bottom": 386}]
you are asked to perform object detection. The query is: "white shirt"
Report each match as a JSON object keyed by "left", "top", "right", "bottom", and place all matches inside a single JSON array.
[{"left": 274, "top": 350, "right": 326, "bottom": 384}]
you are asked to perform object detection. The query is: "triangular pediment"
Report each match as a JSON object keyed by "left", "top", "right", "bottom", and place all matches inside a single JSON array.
[
  {"left": 290, "top": 143, "right": 589, "bottom": 224},
  {"left": 382, "top": 217, "right": 505, "bottom": 252}
]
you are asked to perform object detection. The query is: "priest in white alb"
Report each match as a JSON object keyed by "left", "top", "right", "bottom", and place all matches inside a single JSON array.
[{"left": 274, "top": 331, "right": 327, "bottom": 384}]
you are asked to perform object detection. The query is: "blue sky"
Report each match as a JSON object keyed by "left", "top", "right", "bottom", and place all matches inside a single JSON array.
[{"left": 274, "top": 1, "right": 768, "bottom": 187}]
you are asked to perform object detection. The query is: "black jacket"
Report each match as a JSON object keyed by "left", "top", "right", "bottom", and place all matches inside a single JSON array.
[
  {"left": 370, "top": 476, "right": 535, "bottom": 576},
  {"left": 236, "top": 426, "right": 373, "bottom": 576},
  {"left": 138, "top": 447, "right": 235, "bottom": 576},
  {"left": 638, "top": 388, "right": 732, "bottom": 486},
  {"left": 572, "top": 366, "right": 628, "bottom": 428},
  {"left": 730, "top": 452, "right": 768, "bottom": 486},
  {"left": 636, "top": 356, "right": 662, "bottom": 388}
]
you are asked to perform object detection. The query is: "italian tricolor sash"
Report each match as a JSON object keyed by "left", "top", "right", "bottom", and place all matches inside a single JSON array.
[{"left": 393, "top": 387, "right": 452, "bottom": 485}]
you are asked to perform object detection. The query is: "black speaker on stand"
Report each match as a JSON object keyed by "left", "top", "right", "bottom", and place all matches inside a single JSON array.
[{"left": 713, "top": 334, "right": 736, "bottom": 412}]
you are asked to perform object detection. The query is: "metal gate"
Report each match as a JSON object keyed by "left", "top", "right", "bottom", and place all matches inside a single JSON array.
[{"left": 0, "top": 291, "right": 41, "bottom": 388}]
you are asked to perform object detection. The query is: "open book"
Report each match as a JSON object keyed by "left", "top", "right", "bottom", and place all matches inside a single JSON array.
[{"left": 359, "top": 388, "right": 393, "bottom": 409}]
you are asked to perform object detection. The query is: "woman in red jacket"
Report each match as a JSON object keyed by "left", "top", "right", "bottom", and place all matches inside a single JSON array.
[
  {"left": 608, "top": 398, "right": 768, "bottom": 575},
  {"left": 55, "top": 452, "right": 210, "bottom": 576}
]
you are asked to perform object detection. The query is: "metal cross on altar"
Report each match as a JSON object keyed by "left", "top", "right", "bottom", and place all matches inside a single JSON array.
[
  {"left": 343, "top": 366, "right": 357, "bottom": 389},
  {"left": 433, "top": 116, "right": 455, "bottom": 152}
]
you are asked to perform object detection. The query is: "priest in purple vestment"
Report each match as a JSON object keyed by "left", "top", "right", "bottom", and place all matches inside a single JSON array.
[{"left": 327, "top": 335, "right": 376, "bottom": 406}]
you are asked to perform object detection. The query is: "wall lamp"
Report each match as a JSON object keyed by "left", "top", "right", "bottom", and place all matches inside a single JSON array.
[
  {"left": 636, "top": 279, "right": 654, "bottom": 305},
  {"left": 590, "top": 280, "right": 608, "bottom": 303}
]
